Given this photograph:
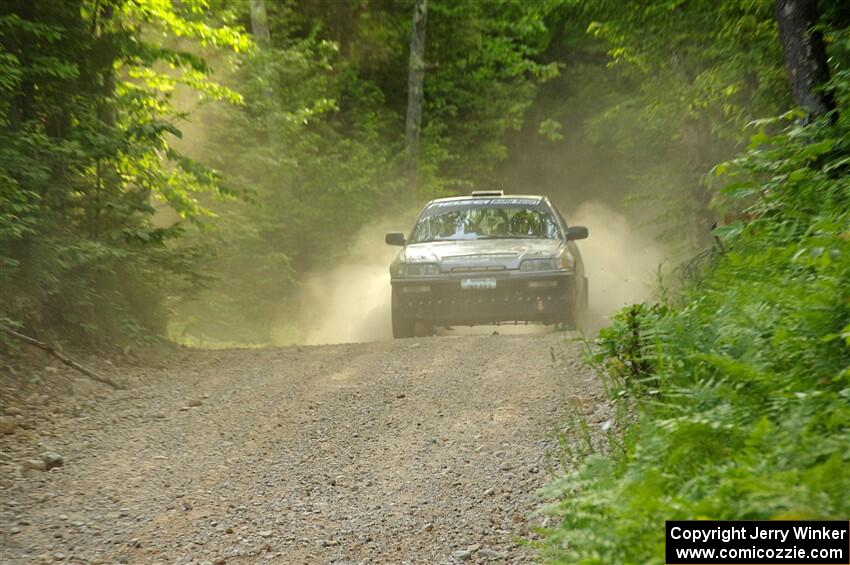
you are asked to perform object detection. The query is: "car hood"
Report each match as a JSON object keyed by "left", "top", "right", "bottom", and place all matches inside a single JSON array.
[{"left": 401, "top": 238, "right": 563, "bottom": 271}]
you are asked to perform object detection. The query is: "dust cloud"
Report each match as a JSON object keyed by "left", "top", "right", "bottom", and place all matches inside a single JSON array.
[
  {"left": 288, "top": 200, "right": 668, "bottom": 345},
  {"left": 570, "top": 200, "right": 668, "bottom": 332},
  {"left": 288, "top": 217, "right": 413, "bottom": 345}
]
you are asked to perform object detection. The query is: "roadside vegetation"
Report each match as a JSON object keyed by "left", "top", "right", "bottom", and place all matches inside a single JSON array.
[{"left": 539, "top": 2, "right": 850, "bottom": 562}]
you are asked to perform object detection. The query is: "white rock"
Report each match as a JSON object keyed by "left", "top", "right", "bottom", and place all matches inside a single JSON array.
[{"left": 41, "top": 451, "right": 64, "bottom": 470}]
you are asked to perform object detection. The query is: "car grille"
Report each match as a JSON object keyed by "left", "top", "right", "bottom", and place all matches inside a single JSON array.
[
  {"left": 394, "top": 276, "right": 575, "bottom": 324},
  {"left": 449, "top": 265, "right": 507, "bottom": 272}
]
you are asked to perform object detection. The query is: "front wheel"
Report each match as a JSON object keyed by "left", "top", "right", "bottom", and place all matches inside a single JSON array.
[
  {"left": 558, "top": 280, "right": 586, "bottom": 330},
  {"left": 392, "top": 306, "right": 416, "bottom": 338},
  {"left": 582, "top": 276, "right": 589, "bottom": 310},
  {"left": 558, "top": 308, "right": 577, "bottom": 330}
]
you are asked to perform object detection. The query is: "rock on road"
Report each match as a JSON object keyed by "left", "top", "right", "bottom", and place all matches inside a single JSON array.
[{"left": 0, "top": 332, "right": 606, "bottom": 564}]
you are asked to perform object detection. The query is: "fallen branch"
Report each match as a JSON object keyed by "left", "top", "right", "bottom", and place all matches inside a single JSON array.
[{"left": 0, "top": 325, "right": 123, "bottom": 389}]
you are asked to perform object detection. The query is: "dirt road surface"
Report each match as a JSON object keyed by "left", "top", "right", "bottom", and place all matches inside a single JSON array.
[{"left": 1, "top": 332, "right": 607, "bottom": 564}]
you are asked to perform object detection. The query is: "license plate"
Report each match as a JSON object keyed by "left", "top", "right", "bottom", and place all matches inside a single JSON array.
[{"left": 461, "top": 278, "right": 497, "bottom": 290}]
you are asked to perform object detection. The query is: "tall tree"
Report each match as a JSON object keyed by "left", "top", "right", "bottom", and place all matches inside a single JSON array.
[
  {"left": 775, "top": 0, "right": 836, "bottom": 119},
  {"left": 248, "top": 0, "right": 276, "bottom": 139},
  {"left": 249, "top": 0, "right": 270, "bottom": 47},
  {"left": 405, "top": 0, "right": 427, "bottom": 194}
]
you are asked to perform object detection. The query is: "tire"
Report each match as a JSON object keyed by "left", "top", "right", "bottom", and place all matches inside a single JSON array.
[
  {"left": 558, "top": 280, "right": 585, "bottom": 330},
  {"left": 392, "top": 306, "right": 416, "bottom": 338},
  {"left": 582, "top": 276, "right": 589, "bottom": 310},
  {"left": 559, "top": 309, "right": 577, "bottom": 330}
]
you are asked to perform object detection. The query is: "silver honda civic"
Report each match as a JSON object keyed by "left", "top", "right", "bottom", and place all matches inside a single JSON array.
[{"left": 385, "top": 191, "right": 589, "bottom": 338}]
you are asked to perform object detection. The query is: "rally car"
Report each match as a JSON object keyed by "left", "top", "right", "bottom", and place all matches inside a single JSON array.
[{"left": 385, "top": 191, "right": 589, "bottom": 338}]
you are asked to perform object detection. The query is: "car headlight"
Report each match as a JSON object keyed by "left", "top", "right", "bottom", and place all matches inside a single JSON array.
[
  {"left": 520, "top": 258, "right": 559, "bottom": 271},
  {"left": 519, "top": 254, "right": 574, "bottom": 272},
  {"left": 401, "top": 263, "right": 440, "bottom": 276}
]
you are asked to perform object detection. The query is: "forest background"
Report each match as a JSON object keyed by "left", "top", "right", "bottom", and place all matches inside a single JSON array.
[{"left": 8, "top": 0, "right": 844, "bottom": 347}]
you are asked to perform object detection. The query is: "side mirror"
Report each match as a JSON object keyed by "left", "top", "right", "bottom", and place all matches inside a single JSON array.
[
  {"left": 566, "top": 226, "right": 588, "bottom": 240},
  {"left": 385, "top": 232, "right": 406, "bottom": 246}
]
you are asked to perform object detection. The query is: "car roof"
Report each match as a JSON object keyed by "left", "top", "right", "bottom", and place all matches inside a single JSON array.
[{"left": 427, "top": 194, "right": 548, "bottom": 204}]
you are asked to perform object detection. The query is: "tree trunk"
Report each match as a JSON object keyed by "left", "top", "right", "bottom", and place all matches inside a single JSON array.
[
  {"left": 248, "top": 0, "right": 276, "bottom": 140},
  {"left": 774, "top": 0, "right": 835, "bottom": 119},
  {"left": 249, "top": 0, "right": 271, "bottom": 47},
  {"left": 405, "top": 0, "right": 428, "bottom": 195},
  {"left": 681, "top": 119, "right": 716, "bottom": 246}
]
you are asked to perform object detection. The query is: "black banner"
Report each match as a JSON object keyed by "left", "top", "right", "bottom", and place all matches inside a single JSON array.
[{"left": 666, "top": 521, "right": 849, "bottom": 564}]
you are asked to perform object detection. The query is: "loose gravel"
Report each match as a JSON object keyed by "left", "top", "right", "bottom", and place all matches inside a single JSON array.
[{"left": 0, "top": 332, "right": 607, "bottom": 564}]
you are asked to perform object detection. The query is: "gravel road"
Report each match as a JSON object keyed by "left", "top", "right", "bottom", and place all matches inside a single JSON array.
[{"left": 0, "top": 332, "right": 607, "bottom": 564}]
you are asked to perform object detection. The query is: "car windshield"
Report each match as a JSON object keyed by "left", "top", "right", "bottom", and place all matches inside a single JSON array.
[{"left": 409, "top": 205, "right": 561, "bottom": 243}]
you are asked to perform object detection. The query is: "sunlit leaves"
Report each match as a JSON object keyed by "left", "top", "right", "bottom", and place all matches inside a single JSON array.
[
  {"left": 120, "top": 0, "right": 250, "bottom": 52},
  {"left": 124, "top": 66, "right": 242, "bottom": 104}
]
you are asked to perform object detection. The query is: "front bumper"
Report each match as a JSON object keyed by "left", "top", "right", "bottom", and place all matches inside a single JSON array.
[{"left": 391, "top": 271, "right": 575, "bottom": 325}]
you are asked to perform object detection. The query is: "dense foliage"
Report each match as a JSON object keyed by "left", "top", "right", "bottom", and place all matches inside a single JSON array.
[
  {"left": 539, "top": 13, "right": 850, "bottom": 564},
  {"left": 0, "top": 0, "right": 247, "bottom": 344},
  {"left": 502, "top": 0, "right": 794, "bottom": 249}
]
